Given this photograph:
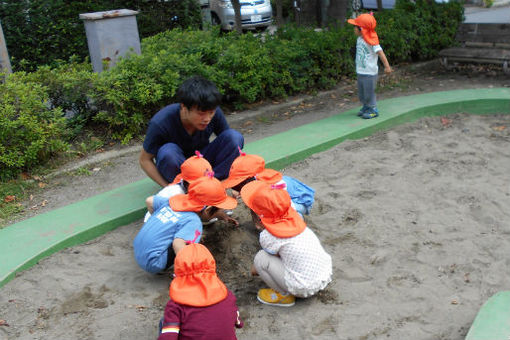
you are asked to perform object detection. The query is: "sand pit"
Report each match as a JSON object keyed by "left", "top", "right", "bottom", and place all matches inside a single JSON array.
[{"left": 1, "top": 113, "right": 510, "bottom": 340}]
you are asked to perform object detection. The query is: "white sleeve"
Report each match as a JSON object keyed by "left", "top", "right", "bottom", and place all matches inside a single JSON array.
[{"left": 259, "top": 230, "right": 282, "bottom": 255}]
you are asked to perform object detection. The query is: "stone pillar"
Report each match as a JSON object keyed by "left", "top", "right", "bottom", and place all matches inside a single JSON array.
[
  {"left": 79, "top": 9, "right": 141, "bottom": 73},
  {"left": 0, "top": 19, "right": 12, "bottom": 75}
]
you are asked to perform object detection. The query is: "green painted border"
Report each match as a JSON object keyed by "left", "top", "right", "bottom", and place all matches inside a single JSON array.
[
  {"left": 1, "top": 88, "right": 509, "bottom": 288},
  {"left": 465, "top": 291, "right": 510, "bottom": 340}
]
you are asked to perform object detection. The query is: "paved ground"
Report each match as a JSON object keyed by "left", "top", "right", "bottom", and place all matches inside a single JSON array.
[{"left": 464, "top": 4, "right": 510, "bottom": 23}]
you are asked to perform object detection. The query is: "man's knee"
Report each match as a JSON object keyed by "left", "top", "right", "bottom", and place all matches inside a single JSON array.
[
  {"left": 218, "top": 129, "right": 244, "bottom": 148},
  {"left": 156, "top": 143, "right": 185, "bottom": 182}
]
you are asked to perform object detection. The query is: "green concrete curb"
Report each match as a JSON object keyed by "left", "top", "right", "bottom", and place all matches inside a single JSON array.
[
  {"left": 465, "top": 291, "right": 510, "bottom": 340},
  {"left": 1, "top": 88, "right": 509, "bottom": 288}
]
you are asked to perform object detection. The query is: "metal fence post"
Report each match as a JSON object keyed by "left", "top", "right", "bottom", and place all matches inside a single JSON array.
[
  {"left": 79, "top": 9, "right": 141, "bottom": 73},
  {"left": 0, "top": 19, "right": 12, "bottom": 75}
]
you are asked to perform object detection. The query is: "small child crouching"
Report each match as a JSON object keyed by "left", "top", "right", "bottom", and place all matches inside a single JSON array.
[
  {"left": 240, "top": 181, "right": 332, "bottom": 307},
  {"left": 158, "top": 243, "right": 243, "bottom": 339}
]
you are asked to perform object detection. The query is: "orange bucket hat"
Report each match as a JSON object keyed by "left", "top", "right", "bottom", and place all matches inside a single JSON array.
[
  {"left": 347, "top": 13, "right": 379, "bottom": 46},
  {"left": 222, "top": 149, "right": 283, "bottom": 189},
  {"left": 171, "top": 151, "right": 212, "bottom": 184},
  {"left": 240, "top": 181, "right": 306, "bottom": 238},
  {"left": 170, "top": 173, "right": 238, "bottom": 212},
  {"left": 169, "top": 243, "right": 228, "bottom": 307}
]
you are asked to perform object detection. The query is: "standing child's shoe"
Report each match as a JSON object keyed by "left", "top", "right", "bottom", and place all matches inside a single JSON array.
[
  {"left": 362, "top": 107, "right": 379, "bottom": 119},
  {"left": 357, "top": 105, "right": 370, "bottom": 116},
  {"left": 257, "top": 288, "right": 295, "bottom": 307}
]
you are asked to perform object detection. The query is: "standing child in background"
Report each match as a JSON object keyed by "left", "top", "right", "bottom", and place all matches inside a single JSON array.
[
  {"left": 133, "top": 175, "right": 237, "bottom": 274},
  {"left": 158, "top": 243, "right": 243, "bottom": 340},
  {"left": 240, "top": 181, "right": 332, "bottom": 307},
  {"left": 348, "top": 13, "right": 392, "bottom": 120},
  {"left": 222, "top": 150, "right": 315, "bottom": 217}
]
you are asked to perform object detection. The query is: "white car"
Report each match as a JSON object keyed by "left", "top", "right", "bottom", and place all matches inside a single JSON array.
[{"left": 209, "top": 0, "right": 273, "bottom": 30}]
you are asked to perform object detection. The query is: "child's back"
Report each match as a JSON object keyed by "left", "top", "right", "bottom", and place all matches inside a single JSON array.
[{"left": 159, "top": 244, "right": 243, "bottom": 339}]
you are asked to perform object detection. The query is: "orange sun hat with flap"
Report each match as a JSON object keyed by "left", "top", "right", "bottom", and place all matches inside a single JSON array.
[
  {"left": 222, "top": 148, "right": 282, "bottom": 189},
  {"left": 347, "top": 13, "right": 379, "bottom": 46},
  {"left": 171, "top": 151, "right": 212, "bottom": 184},
  {"left": 169, "top": 243, "right": 228, "bottom": 307},
  {"left": 240, "top": 181, "right": 306, "bottom": 238},
  {"left": 170, "top": 172, "right": 238, "bottom": 212}
]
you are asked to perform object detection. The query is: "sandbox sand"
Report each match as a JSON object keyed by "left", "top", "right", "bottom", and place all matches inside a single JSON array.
[{"left": 1, "top": 113, "right": 510, "bottom": 340}]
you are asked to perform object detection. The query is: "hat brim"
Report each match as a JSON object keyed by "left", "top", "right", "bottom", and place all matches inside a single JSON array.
[
  {"left": 170, "top": 273, "right": 228, "bottom": 307},
  {"left": 170, "top": 193, "right": 238, "bottom": 212},
  {"left": 222, "top": 174, "right": 248, "bottom": 189},
  {"left": 347, "top": 18, "right": 357, "bottom": 25}
]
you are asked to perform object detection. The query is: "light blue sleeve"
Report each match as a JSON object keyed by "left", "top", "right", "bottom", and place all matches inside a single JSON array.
[
  {"left": 174, "top": 212, "right": 203, "bottom": 244},
  {"left": 152, "top": 195, "right": 168, "bottom": 212},
  {"left": 283, "top": 176, "right": 315, "bottom": 209}
]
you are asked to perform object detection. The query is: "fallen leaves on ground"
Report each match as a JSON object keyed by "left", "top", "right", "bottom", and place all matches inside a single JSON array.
[
  {"left": 38, "top": 182, "right": 47, "bottom": 189},
  {"left": 492, "top": 125, "right": 506, "bottom": 131},
  {"left": 3, "top": 195, "right": 16, "bottom": 203},
  {"left": 440, "top": 117, "right": 452, "bottom": 127}
]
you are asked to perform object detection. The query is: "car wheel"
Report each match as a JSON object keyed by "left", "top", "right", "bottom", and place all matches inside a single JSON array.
[
  {"left": 352, "top": 0, "right": 362, "bottom": 11},
  {"left": 211, "top": 13, "right": 221, "bottom": 26}
]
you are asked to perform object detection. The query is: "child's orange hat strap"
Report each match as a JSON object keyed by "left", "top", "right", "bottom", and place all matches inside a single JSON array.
[{"left": 169, "top": 244, "right": 228, "bottom": 307}]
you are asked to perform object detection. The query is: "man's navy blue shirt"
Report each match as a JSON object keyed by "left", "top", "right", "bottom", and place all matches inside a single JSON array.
[{"left": 143, "top": 103, "right": 230, "bottom": 157}]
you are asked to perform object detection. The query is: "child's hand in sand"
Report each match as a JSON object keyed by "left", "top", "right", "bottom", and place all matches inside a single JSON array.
[{"left": 214, "top": 209, "right": 240, "bottom": 227}]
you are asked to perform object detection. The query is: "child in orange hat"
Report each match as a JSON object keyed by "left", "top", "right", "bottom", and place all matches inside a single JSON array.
[
  {"left": 222, "top": 150, "right": 315, "bottom": 217},
  {"left": 145, "top": 151, "right": 233, "bottom": 225},
  {"left": 240, "top": 181, "right": 332, "bottom": 307},
  {"left": 133, "top": 174, "right": 238, "bottom": 274},
  {"left": 158, "top": 243, "right": 243, "bottom": 339},
  {"left": 347, "top": 13, "right": 392, "bottom": 119},
  {"left": 144, "top": 151, "right": 211, "bottom": 222}
]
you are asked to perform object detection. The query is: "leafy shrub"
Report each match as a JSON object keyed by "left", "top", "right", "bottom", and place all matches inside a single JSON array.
[
  {"left": 0, "top": 74, "right": 69, "bottom": 180},
  {"left": 23, "top": 58, "right": 98, "bottom": 136}
]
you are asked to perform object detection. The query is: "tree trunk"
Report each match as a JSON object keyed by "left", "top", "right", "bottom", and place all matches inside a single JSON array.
[
  {"left": 275, "top": 0, "right": 284, "bottom": 27},
  {"left": 327, "top": 0, "right": 348, "bottom": 28},
  {"left": 231, "top": 0, "right": 243, "bottom": 34},
  {"left": 377, "top": 0, "right": 383, "bottom": 11}
]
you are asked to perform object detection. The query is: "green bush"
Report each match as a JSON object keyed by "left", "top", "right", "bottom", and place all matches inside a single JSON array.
[
  {"left": 23, "top": 58, "right": 98, "bottom": 136},
  {"left": 0, "top": 74, "right": 69, "bottom": 180},
  {"left": 377, "top": 0, "right": 463, "bottom": 63}
]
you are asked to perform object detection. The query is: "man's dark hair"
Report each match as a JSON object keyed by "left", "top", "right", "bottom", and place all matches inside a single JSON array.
[{"left": 177, "top": 76, "right": 222, "bottom": 111}]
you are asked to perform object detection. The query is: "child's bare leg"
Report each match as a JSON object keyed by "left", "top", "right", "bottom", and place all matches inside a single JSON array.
[{"left": 253, "top": 250, "right": 288, "bottom": 295}]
